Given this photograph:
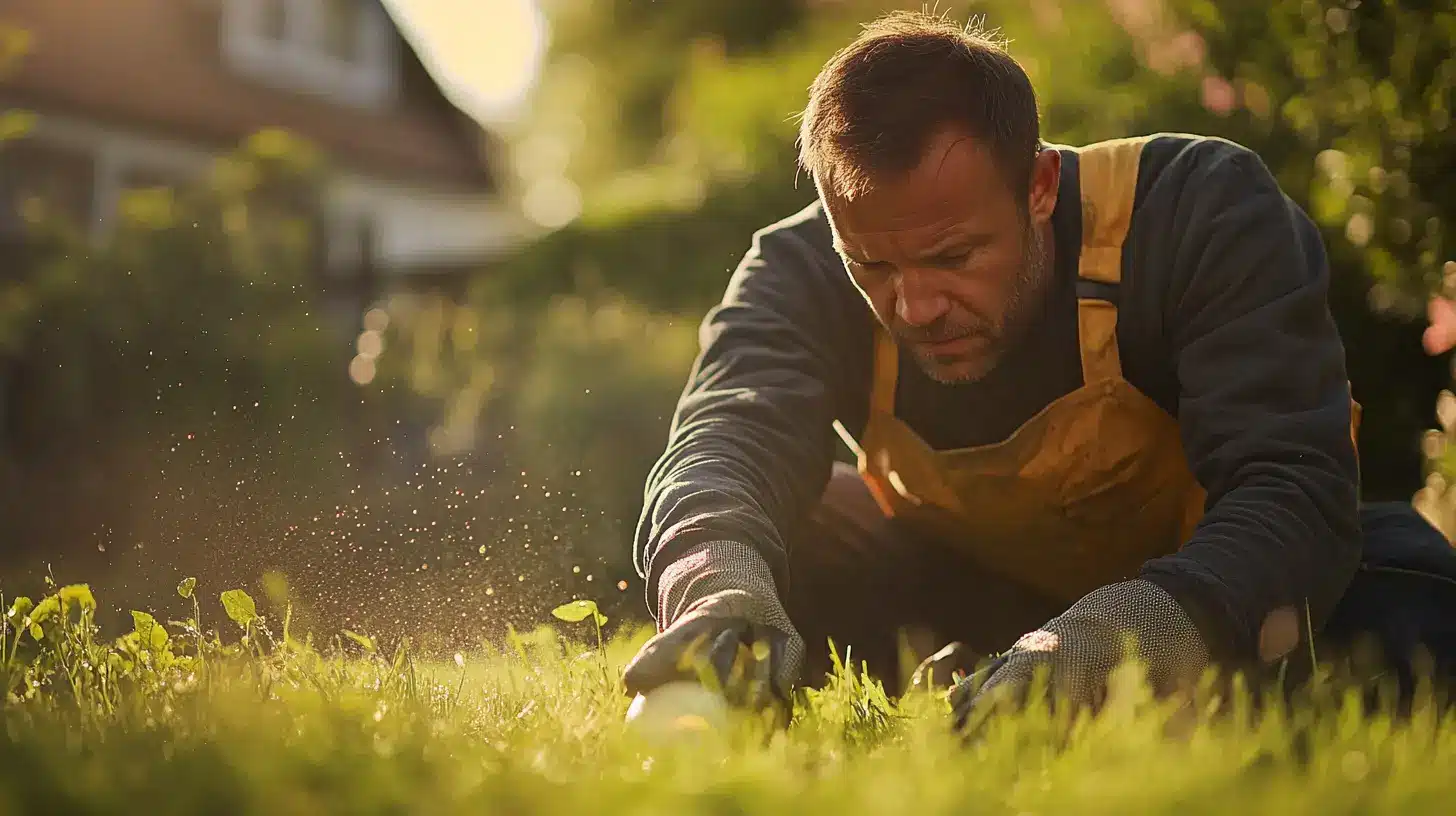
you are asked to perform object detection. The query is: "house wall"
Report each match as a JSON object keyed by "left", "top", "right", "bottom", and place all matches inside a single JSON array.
[
  {"left": 0, "top": 0, "right": 495, "bottom": 188},
  {"left": 2, "top": 111, "right": 516, "bottom": 273}
]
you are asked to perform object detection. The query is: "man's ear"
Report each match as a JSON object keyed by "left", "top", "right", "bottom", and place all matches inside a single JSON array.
[{"left": 1028, "top": 148, "right": 1061, "bottom": 224}]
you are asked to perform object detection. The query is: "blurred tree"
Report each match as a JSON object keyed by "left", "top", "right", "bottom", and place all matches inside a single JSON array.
[{"left": 1153, "top": 0, "right": 1455, "bottom": 502}]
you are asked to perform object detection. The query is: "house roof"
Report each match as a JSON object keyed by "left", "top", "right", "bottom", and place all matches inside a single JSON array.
[{"left": 0, "top": 0, "right": 498, "bottom": 191}]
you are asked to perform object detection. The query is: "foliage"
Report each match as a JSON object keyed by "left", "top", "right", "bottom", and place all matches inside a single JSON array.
[
  {"left": 2, "top": 580, "right": 1456, "bottom": 812},
  {"left": 0, "top": 127, "right": 344, "bottom": 441},
  {"left": 0, "top": 128, "right": 369, "bottom": 602},
  {"left": 1155, "top": 0, "right": 1456, "bottom": 498},
  {"left": 375, "top": 281, "right": 702, "bottom": 589}
]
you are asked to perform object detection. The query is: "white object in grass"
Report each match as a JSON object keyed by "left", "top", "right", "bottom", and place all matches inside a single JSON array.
[{"left": 624, "top": 681, "right": 729, "bottom": 738}]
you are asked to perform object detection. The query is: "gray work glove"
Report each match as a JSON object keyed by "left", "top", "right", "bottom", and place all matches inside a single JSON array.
[
  {"left": 950, "top": 579, "right": 1210, "bottom": 737},
  {"left": 622, "top": 540, "right": 805, "bottom": 718}
]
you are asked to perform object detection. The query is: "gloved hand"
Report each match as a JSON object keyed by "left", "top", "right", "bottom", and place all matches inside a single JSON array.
[
  {"left": 909, "top": 641, "right": 983, "bottom": 691},
  {"left": 950, "top": 579, "right": 1210, "bottom": 737},
  {"left": 622, "top": 540, "right": 805, "bottom": 718}
]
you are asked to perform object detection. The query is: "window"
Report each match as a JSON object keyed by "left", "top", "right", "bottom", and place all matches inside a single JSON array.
[
  {"left": 258, "top": 0, "right": 288, "bottom": 41},
  {"left": 319, "top": 0, "right": 365, "bottom": 62},
  {"left": 221, "top": 0, "right": 399, "bottom": 110},
  {"left": 117, "top": 163, "right": 195, "bottom": 196}
]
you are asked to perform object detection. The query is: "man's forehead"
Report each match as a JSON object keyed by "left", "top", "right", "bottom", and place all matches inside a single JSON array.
[{"left": 820, "top": 132, "right": 1006, "bottom": 230}]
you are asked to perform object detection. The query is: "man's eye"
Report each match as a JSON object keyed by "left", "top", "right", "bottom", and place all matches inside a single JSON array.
[
  {"left": 934, "top": 252, "right": 971, "bottom": 269},
  {"left": 848, "top": 258, "right": 893, "bottom": 275}
]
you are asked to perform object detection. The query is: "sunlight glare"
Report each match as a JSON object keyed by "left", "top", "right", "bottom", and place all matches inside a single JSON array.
[{"left": 388, "top": 0, "right": 546, "bottom": 121}]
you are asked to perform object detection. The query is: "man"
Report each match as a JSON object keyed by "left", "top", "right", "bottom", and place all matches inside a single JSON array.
[{"left": 621, "top": 11, "right": 1456, "bottom": 729}]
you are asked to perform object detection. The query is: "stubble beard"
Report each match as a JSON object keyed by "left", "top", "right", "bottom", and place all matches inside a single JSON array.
[{"left": 917, "top": 221, "right": 1052, "bottom": 386}]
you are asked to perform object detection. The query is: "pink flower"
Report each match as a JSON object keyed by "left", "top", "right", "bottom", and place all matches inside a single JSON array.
[{"left": 1201, "top": 75, "right": 1236, "bottom": 116}]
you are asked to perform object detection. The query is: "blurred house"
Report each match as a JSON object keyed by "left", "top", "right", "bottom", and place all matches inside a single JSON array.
[{"left": 0, "top": 0, "right": 521, "bottom": 310}]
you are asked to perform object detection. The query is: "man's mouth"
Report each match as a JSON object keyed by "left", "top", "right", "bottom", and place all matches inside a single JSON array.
[{"left": 914, "top": 333, "right": 982, "bottom": 356}]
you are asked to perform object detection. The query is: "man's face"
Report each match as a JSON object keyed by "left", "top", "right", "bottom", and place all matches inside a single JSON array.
[{"left": 821, "top": 127, "right": 1062, "bottom": 384}]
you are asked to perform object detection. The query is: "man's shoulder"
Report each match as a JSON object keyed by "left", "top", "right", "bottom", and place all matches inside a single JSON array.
[
  {"left": 751, "top": 199, "right": 836, "bottom": 259},
  {"left": 1134, "top": 132, "right": 1273, "bottom": 193},
  {"left": 721, "top": 199, "right": 859, "bottom": 308},
  {"left": 1055, "top": 132, "right": 1277, "bottom": 211}
]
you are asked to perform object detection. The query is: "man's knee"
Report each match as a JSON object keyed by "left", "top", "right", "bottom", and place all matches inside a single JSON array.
[
  {"left": 1319, "top": 502, "right": 1456, "bottom": 692},
  {"left": 788, "top": 462, "right": 899, "bottom": 573},
  {"left": 781, "top": 462, "right": 920, "bottom": 687},
  {"left": 1359, "top": 501, "right": 1456, "bottom": 577}
]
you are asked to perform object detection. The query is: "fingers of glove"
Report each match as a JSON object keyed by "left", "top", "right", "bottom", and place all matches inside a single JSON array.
[
  {"left": 693, "top": 623, "right": 794, "bottom": 719},
  {"left": 947, "top": 654, "right": 1007, "bottom": 715},
  {"left": 764, "top": 628, "right": 794, "bottom": 700},
  {"left": 747, "top": 627, "right": 800, "bottom": 728},
  {"left": 730, "top": 633, "right": 769, "bottom": 710},
  {"left": 951, "top": 656, "right": 1038, "bottom": 738},
  {"left": 622, "top": 616, "right": 740, "bottom": 696},
  {"left": 713, "top": 626, "right": 780, "bottom": 710},
  {"left": 705, "top": 625, "right": 748, "bottom": 693},
  {"left": 772, "top": 628, "right": 806, "bottom": 694},
  {"left": 743, "top": 625, "right": 793, "bottom": 712}
]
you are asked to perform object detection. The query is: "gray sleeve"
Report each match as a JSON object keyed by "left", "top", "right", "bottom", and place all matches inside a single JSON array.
[{"left": 632, "top": 211, "right": 871, "bottom": 622}]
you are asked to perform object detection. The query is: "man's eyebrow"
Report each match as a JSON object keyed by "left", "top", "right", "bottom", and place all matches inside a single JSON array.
[{"left": 912, "top": 232, "right": 988, "bottom": 262}]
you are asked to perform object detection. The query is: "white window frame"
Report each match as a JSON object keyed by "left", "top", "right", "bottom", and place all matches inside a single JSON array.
[
  {"left": 16, "top": 115, "right": 212, "bottom": 240},
  {"left": 220, "top": 0, "right": 399, "bottom": 111}
]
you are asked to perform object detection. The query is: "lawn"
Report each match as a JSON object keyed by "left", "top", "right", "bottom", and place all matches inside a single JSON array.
[{"left": 2, "top": 579, "right": 1454, "bottom": 815}]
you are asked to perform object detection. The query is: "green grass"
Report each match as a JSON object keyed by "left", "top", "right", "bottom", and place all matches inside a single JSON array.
[{"left": 3, "top": 580, "right": 1455, "bottom": 815}]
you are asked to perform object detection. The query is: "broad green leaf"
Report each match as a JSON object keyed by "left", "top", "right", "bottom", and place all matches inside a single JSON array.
[
  {"left": 342, "top": 629, "right": 376, "bottom": 653},
  {"left": 177, "top": 577, "right": 196, "bottom": 599},
  {"left": 551, "top": 599, "right": 600, "bottom": 624},
  {"left": 131, "top": 610, "right": 156, "bottom": 633},
  {"left": 130, "top": 611, "right": 168, "bottom": 649},
  {"left": 59, "top": 584, "right": 95, "bottom": 612},
  {"left": 28, "top": 595, "right": 59, "bottom": 625},
  {"left": 28, "top": 623, "right": 41, "bottom": 641},
  {"left": 6, "top": 597, "right": 32, "bottom": 620},
  {"left": 220, "top": 590, "right": 257, "bottom": 628}
]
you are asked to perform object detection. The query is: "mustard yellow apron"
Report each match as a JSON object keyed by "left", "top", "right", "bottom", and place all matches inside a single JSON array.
[{"left": 833, "top": 136, "right": 1361, "bottom": 605}]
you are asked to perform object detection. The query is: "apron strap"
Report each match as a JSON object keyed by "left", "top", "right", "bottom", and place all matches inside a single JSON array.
[
  {"left": 1073, "top": 136, "right": 1153, "bottom": 385},
  {"left": 870, "top": 328, "right": 899, "bottom": 416}
]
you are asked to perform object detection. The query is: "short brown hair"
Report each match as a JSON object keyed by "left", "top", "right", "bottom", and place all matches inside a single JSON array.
[{"left": 797, "top": 11, "right": 1041, "bottom": 204}]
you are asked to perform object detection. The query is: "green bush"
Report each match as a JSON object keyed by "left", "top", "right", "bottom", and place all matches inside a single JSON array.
[{"left": 0, "top": 129, "right": 362, "bottom": 616}]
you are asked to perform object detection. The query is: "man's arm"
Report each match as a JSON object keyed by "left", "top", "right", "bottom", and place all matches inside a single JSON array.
[
  {"left": 1137, "top": 142, "right": 1362, "bottom": 665},
  {"left": 633, "top": 207, "right": 869, "bottom": 624}
]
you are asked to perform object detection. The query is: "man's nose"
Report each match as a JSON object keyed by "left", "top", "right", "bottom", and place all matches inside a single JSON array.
[{"left": 895, "top": 269, "right": 950, "bottom": 327}]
